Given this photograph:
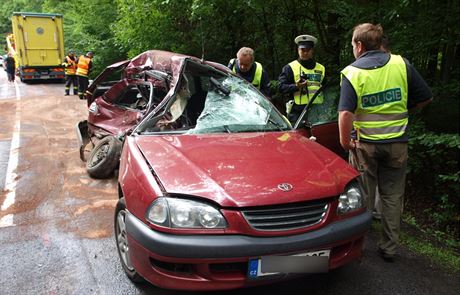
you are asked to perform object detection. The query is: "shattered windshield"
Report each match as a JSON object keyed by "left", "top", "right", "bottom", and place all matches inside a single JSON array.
[
  {"left": 140, "top": 67, "right": 291, "bottom": 134},
  {"left": 187, "top": 75, "right": 289, "bottom": 134}
]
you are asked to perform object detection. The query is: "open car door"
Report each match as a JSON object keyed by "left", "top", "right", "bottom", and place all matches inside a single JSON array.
[
  {"left": 294, "top": 84, "right": 346, "bottom": 158},
  {"left": 85, "top": 60, "right": 130, "bottom": 105}
]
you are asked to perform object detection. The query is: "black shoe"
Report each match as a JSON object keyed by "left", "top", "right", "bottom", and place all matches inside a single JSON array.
[
  {"left": 377, "top": 248, "right": 395, "bottom": 262},
  {"left": 65, "top": 93, "right": 69, "bottom": 96}
]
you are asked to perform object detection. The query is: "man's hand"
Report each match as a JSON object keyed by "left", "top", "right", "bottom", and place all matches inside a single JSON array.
[
  {"left": 341, "top": 139, "right": 356, "bottom": 151},
  {"left": 296, "top": 79, "right": 308, "bottom": 89},
  {"left": 338, "top": 110, "right": 355, "bottom": 150}
]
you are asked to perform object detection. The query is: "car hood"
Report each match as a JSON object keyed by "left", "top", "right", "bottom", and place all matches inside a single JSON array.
[{"left": 134, "top": 131, "right": 358, "bottom": 207}]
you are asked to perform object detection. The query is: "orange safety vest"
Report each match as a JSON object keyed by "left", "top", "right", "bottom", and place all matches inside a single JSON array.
[
  {"left": 76, "top": 55, "right": 92, "bottom": 77},
  {"left": 64, "top": 56, "right": 77, "bottom": 75}
]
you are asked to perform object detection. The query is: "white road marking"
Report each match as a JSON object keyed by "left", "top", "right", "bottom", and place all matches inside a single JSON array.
[
  {"left": 0, "top": 80, "right": 21, "bottom": 227},
  {"left": 0, "top": 214, "right": 14, "bottom": 227}
]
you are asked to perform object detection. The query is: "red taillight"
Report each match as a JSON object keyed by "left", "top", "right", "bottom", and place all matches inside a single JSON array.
[
  {"left": 52, "top": 68, "right": 64, "bottom": 72},
  {"left": 23, "top": 69, "right": 36, "bottom": 73}
]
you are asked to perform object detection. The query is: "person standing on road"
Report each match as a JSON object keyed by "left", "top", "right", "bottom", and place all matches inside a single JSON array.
[
  {"left": 338, "top": 23, "right": 432, "bottom": 262},
  {"left": 62, "top": 49, "right": 78, "bottom": 96},
  {"left": 278, "top": 34, "right": 325, "bottom": 123},
  {"left": 5, "top": 53, "right": 16, "bottom": 82},
  {"left": 76, "top": 51, "right": 94, "bottom": 100},
  {"left": 228, "top": 47, "right": 270, "bottom": 97}
]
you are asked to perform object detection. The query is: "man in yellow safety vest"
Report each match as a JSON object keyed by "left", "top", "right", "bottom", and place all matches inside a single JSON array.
[
  {"left": 338, "top": 23, "right": 432, "bottom": 262},
  {"left": 228, "top": 47, "right": 270, "bottom": 97},
  {"left": 278, "top": 34, "right": 325, "bottom": 123}
]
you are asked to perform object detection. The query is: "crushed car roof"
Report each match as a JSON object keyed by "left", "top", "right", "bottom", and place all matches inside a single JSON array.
[{"left": 125, "top": 50, "right": 230, "bottom": 84}]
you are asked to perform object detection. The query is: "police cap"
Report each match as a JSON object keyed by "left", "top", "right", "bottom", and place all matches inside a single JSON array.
[
  {"left": 69, "top": 49, "right": 75, "bottom": 54},
  {"left": 295, "top": 34, "right": 318, "bottom": 49},
  {"left": 86, "top": 51, "right": 94, "bottom": 58}
]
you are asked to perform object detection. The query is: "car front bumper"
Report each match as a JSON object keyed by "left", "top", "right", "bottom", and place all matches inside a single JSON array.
[{"left": 125, "top": 210, "right": 372, "bottom": 290}]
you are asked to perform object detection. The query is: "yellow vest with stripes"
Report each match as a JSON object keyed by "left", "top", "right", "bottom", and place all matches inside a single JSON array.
[
  {"left": 230, "top": 58, "right": 263, "bottom": 89},
  {"left": 288, "top": 60, "right": 325, "bottom": 105},
  {"left": 341, "top": 54, "right": 409, "bottom": 141}
]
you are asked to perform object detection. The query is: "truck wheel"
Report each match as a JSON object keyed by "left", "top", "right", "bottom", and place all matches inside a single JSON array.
[
  {"left": 86, "top": 136, "right": 121, "bottom": 179},
  {"left": 115, "top": 198, "right": 145, "bottom": 283}
]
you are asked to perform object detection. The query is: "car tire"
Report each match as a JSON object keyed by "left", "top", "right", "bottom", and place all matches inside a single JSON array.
[
  {"left": 115, "top": 198, "right": 145, "bottom": 283},
  {"left": 86, "top": 136, "right": 122, "bottom": 179}
]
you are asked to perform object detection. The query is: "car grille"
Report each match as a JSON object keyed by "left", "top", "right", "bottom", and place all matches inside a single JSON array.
[{"left": 241, "top": 199, "right": 329, "bottom": 231}]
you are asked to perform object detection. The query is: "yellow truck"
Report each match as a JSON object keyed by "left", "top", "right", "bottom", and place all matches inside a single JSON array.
[{"left": 10, "top": 12, "right": 65, "bottom": 82}]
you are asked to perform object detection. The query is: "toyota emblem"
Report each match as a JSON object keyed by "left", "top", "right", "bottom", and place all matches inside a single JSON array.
[{"left": 278, "top": 183, "right": 293, "bottom": 192}]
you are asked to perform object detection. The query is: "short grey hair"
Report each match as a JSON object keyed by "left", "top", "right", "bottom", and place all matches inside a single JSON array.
[{"left": 236, "top": 47, "right": 255, "bottom": 62}]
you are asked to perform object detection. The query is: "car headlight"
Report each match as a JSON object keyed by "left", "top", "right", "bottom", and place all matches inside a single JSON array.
[
  {"left": 89, "top": 102, "right": 98, "bottom": 113},
  {"left": 337, "top": 181, "right": 365, "bottom": 215},
  {"left": 146, "top": 197, "right": 227, "bottom": 229}
]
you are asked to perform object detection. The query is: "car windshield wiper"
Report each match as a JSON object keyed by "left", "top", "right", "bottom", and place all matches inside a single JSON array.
[
  {"left": 223, "top": 125, "right": 231, "bottom": 133},
  {"left": 266, "top": 117, "right": 284, "bottom": 131},
  {"left": 210, "top": 77, "right": 231, "bottom": 96}
]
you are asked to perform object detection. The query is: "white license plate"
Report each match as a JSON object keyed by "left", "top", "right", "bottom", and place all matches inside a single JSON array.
[
  {"left": 41, "top": 75, "right": 50, "bottom": 79},
  {"left": 248, "top": 250, "right": 330, "bottom": 279}
]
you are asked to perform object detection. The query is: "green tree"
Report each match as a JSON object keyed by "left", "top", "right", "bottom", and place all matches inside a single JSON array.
[
  {"left": 43, "top": 0, "right": 127, "bottom": 76},
  {"left": 0, "top": 0, "right": 44, "bottom": 51}
]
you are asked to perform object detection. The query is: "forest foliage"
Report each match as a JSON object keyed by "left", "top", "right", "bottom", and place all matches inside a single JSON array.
[{"left": 0, "top": 0, "right": 459, "bottom": 241}]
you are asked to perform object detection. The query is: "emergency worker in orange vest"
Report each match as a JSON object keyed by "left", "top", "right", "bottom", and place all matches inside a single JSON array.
[
  {"left": 62, "top": 49, "right": 78, "bottom": 95},
  {"left": 76, "top": 51, "right": 94, "bottom": 100}
]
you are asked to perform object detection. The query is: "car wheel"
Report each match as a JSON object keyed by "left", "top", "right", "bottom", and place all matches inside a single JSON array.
[
  {"left": 86, "top": 136, "right": 121, "bottom": 179},
  {"left": 115, "top": 198, "right": 145, "bottom": 283}
]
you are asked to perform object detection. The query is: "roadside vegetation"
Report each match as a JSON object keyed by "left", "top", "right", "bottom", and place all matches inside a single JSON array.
[
  {"left": 372, "top": 220, "right": 460, "bottom": 272},
  {"left": 0, "top": 0, "right": 458, "bottom": 264}
]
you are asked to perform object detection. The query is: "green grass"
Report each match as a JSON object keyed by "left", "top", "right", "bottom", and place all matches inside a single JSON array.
[
  {"left": 400, "top": 231, "right": 460, "bottom": 271},
  {"left": 371, "top": 220, "right": 460, "bottom": 272}
]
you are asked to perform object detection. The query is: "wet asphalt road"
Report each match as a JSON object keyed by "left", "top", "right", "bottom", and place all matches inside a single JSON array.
[{"left": 0, "top": 70, "right": 458, "bottom": 295}]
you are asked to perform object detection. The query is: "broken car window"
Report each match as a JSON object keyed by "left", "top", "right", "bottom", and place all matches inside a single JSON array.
[
  {"left": 138, "top": 62, "right": 291, "bottom": 134},
  {"left": 305, "top": 85, "right": 340, "bottom": 125},
  {"left": 187, "top": 75, "right": 290, "bottom": 134}
]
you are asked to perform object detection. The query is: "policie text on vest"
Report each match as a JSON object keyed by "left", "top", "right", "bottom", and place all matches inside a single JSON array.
[{"left": 361, "top": 88, "right": 402, "bottom": 108}]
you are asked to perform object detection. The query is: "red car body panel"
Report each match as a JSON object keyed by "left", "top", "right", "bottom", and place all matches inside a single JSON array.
[
  {"left": 133, "top": 131, "right": 357, "bottom": 208},
  {"left": 88, "top": 97, "right": 142, "bottom": 136}
]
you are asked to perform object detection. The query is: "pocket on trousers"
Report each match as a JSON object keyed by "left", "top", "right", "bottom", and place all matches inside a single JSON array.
[{"left": 387, "top": 143, "right": 408, "bottom": 168}]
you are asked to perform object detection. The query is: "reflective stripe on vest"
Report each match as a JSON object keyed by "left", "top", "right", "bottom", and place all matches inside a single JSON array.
[
  {"left": 341, "top": 54, "right": 408, "bottom": 141},
  {"left": 230, "top": 58, "right": 263, "bottom": 89},
  {"left": 64, "top": 56, "right": 77, "bottom": 75},
  {"left": 76, "top": 55, "right": 91, "bottom": 77},
  {"left": 288, "top": 60, "right": 325, "bottom": 105}
]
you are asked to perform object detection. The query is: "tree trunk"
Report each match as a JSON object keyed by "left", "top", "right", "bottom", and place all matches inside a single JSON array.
[
  {"left": 440, "top": 33, "right": 456, "bottom": 83},
  {"left": 426, "top": 45, "right": 439, "bottom": 83}
]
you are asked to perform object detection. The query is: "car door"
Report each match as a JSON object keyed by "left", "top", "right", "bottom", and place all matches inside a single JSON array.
[
  {"left": 85, "top": 60, "right": 130, "bottom": 105},
  {"left": 89, "top": 81, "right": 150, "bottom": 136},
  {"left": 294, "top": 84, "right": 346, "bottom": 158}
]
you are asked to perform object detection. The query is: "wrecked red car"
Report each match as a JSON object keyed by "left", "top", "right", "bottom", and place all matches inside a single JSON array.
[{"left": 76, "top": 50, "right": 372, "bottom": 291}]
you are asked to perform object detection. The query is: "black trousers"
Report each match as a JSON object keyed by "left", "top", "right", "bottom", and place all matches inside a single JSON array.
[
  {"left": 77, "top": 75, "right": 89, "bottom": 98},
  {"left": 65, "top": 74, "right": 78, "bottom": 94}
]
